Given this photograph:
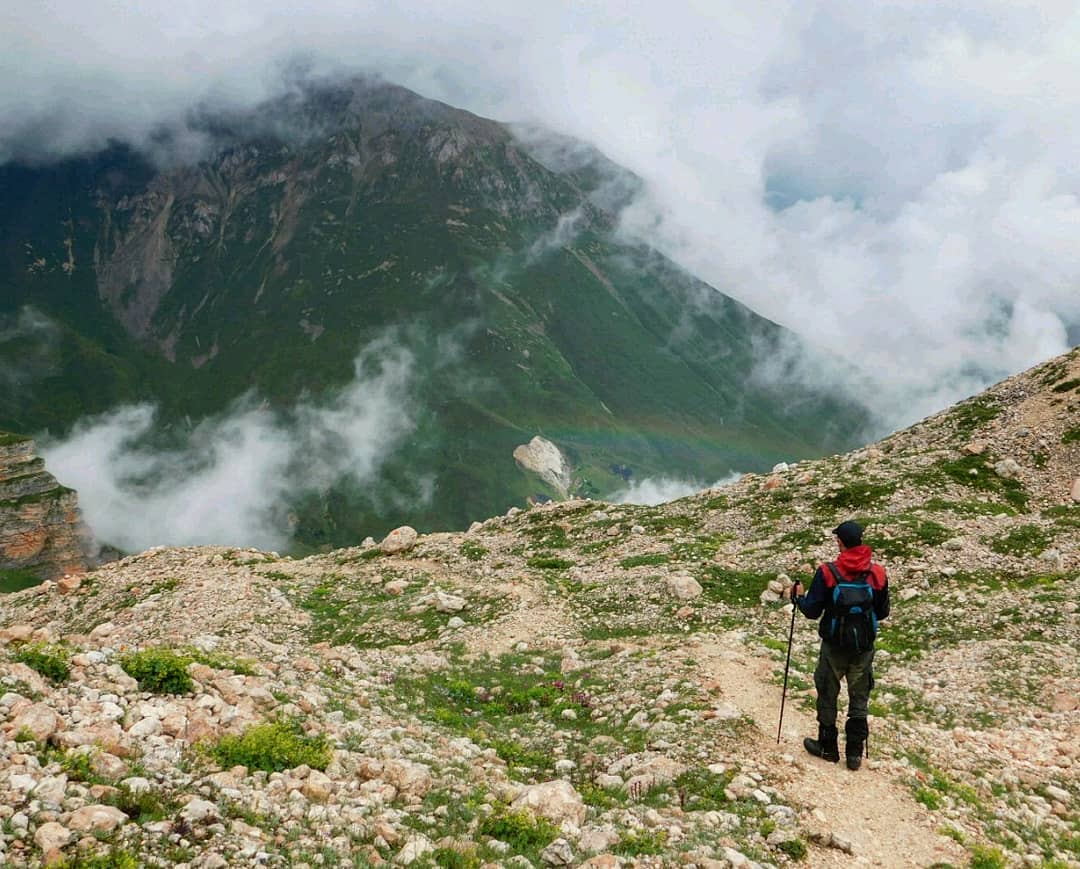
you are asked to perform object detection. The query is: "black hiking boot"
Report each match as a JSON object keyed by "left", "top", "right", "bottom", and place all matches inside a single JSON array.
[
  {"left": 845, "top": 717, "right": 868, "bottom": 771},
  {"left": 803, "top": 724, "right": 840, "bottom": 763}
]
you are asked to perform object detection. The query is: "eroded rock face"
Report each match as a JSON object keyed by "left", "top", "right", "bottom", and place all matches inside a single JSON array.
[
  {"left": 0, "top": 435, "right": 90, "bottom": 582},
  {"left": 513, "top": 436, "right": 571, "bottom": 497}
]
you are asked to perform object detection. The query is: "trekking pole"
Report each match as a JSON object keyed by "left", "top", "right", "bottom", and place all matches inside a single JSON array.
[{"left": 777, "top": 585, "right": 799, "bottom": 743}]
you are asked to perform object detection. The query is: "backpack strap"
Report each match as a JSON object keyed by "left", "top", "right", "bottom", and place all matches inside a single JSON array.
[{"left": 825, "top": 562, "right": 872, "bottom": 586}]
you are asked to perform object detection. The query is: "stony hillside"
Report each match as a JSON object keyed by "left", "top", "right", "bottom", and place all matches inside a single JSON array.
[
  {"left": 0, "top": 433, "right": 88, "bottom": 587},
  {"left": 0, "top": 348, "right": 1077, "bottom": 868}
]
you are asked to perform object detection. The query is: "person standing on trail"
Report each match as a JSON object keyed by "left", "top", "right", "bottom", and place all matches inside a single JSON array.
[{"left": 789, "top": 520, "right": 890, "bottom": 770}]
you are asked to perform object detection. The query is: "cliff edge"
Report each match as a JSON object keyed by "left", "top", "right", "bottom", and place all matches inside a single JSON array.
[{"left": 0, "top": 433, "right": 89, "bottom": 584}]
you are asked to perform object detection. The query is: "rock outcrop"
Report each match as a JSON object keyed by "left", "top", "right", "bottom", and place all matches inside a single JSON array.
[
  {"left": 0, "top": 433, "right": 89, "bottom": 583},
  {"left": 513, "top": 435, "right": 572, "bottom": 497}
]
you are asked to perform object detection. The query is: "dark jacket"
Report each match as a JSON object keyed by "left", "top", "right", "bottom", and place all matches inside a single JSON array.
[{"left": 796, "top": 544, "right": 890, "bottom": 644}]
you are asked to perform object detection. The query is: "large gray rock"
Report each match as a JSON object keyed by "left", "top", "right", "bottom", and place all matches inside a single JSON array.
[
  {"left": 380, "top": 526, "right": 418, "bottom": 554},
  {"left": 1071, "top": 477, "right": 1080, "bottom": 503},
  {"left": 9, "top": 702, "right": 62, "bottom": 742},
  {"left": 68, "top": 805, "right": 127, "bottom": 833},
  {"left": 541, "top": 838, "right": 575, "bottom": 866},
  {"left": 511, "top": 779, "right": 587, "bottom": 829},
  {"left": 666, "top": 574, "right": 703, "bottom": 601},
  {"left": 34, "top": 821, "right": 72, "bottom": 861},
  {"left": 994, "top": 458, "right": 1022, "bottom": 479}
]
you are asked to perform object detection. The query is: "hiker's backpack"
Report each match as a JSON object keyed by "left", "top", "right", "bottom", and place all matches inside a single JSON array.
[{"left": 823, "top": 563, "right": 877, "bottom": 651}]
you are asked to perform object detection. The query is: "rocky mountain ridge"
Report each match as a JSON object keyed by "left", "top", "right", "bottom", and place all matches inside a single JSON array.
[
  {"left": 0, "top": 346, "right": 1076, "bottom": 868},
  {"left": 0, "top": 433, "right": 89, "bottom": 587},
  {"left": 0, "top": 76, "right": 862, "bottom": 546}
]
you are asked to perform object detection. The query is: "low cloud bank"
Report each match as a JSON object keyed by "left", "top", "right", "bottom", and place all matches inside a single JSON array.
[
  {"left": 610, "top": 474, "right": 741, "bottom": 507},
  {"left": 6, "top": 2, "right": 1080, "bottom": 441},
  {"left": 42, "top": 338, "right": 414, "bottom": 553}
]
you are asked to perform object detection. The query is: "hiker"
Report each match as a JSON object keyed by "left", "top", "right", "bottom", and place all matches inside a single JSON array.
[{"left": 789, "top": 520, "right": 890, "bottom": 770}]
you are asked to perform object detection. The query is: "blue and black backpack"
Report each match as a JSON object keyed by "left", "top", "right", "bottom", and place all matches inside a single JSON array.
[{"left": 823, "top": 563, "right": 877, "bottom": 651}]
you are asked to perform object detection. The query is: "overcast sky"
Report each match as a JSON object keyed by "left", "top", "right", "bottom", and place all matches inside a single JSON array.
[{"left": 4, "top": 1, "right": 1080, "bottom": 427}]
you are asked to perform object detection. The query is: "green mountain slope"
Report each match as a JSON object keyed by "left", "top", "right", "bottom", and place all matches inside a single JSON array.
[{"left": 0, "top": 78, "right": 865, "bottom": 548}]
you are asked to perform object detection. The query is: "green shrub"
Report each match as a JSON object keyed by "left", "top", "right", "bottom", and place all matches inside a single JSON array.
[
  {"left": 778, "top": 838, "right": 808, "bottom": 860},
  {"left": 1063, "top": 426, "right": 1080, "bottom": 444},
  {"left": 968, "top": 844, "right": 1007, "bottom": 869},
  {"left": 478, "top": 809, "right": 557, "bottom": 850},
  {"left": 209, "top": 720, "right": 331, "bottom": 772},
  {"left": 12, "top": 643, "right": 71, "bottom": 683},
  {"left": 613, "top": 828, "right": 668, "bottom": 856},
  {"left": 914, "top": 787, "right": 943, "bottom": 809},
  {"left": 102, "top": 783, "right": 176, "bottom": 823},
  {"left": 1051, "top": 378, "right": 1080, "bottom": 393},
  {"left": 118, "top": 648, "right": 193, "bottom": 694},
  {"left": 434, "top": 848, "right": 481, "bottom": 869},
  {"left": 56, "top": 851, "right": 140, "bottom": 869}
]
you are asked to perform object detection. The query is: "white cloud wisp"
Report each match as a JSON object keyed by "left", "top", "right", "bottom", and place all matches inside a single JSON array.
[{"left": 41, "top": 339, "right": 415, "bottom": 553}]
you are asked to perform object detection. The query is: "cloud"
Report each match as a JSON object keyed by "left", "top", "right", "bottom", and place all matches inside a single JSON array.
[
  {"left": 610, "top": 474, "right": 741, "bottom": 507},
  {"left": 0, "top": 307, "right": 60, "bottom": 393},
  {"left": 40, "top": 337, "right": 415, "bottom": 553},
  {"left": 4, "top": 2, "right": 1080, "bottom": 430}
]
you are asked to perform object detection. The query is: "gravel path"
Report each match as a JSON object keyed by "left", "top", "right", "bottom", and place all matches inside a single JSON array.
[{"left": 697, "top": 636, "right": 969, "bottom": 868}]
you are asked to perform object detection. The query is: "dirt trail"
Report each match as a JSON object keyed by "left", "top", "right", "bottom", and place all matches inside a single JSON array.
[{"left": 693, "top": 637, "right": 968, "bottom": 868}]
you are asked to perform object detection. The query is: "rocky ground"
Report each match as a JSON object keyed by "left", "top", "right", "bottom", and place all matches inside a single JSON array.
[{"left": 0, "top": 347, "right": 1077, "bottom": 868}]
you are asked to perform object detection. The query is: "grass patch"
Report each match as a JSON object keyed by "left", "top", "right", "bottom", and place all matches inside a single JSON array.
[
  {"left": 55, "top": 851, "right": 141, "bottom": 869},
  {"left": 118, "top": 648, "right": 194, "bottom": 694},
  {"left": 863, "top": 516, "right": 952, "bottom": 559},
  {"left": 619, "top": 553, "right": 670, "bottom": 569},
  {"left": 673, "top": 767, "right": 734, "bottom": 811},
  {"left": 525, "top": 555, "right": 575, "bottom": 570},
  {"left": 778, "top": 527, "right": 825, "bottom": 549},
  {"left": 921, "top": 497, "right": 1016, "bottom": 517},
  {"left": 459, "top": 540, "right": 489, "bottom": 561},
  {"left": 0, "top": 567, "right": 42, "bottom": 594},
  {"left": 1062, "top": 426, "right": 1080, "bottom": 444},
  {"left": 1050, "top": 378, "right": 1080, "bottom": 393},
  {"left": 12, "top": 642, "right": 71, "bottom": 683},
  {"left": 814, "top": 480, "right": 897, "bottom": 512},
  {"left": 698, "top": 567, "right": 772, "bottom": 607},
  {"left": 949, "top": 396, "right": 1003, "bottom": 431},
  {"left": 209, "top": 719, "right": 331, "bottom": 772},
  {"left": 913, "top": 455, "right": 1028, "bottom": 511},
  {"left": 1043, "top": 504, "right": 1080, "bottom": 530},
  {"left": 0, "top": 431, "right": 31, "bottom": 447},
  {"left": 984, "top": 524, "right": 1051, "bottom": 557},
  {"left": 524, "top": 522, "right": 571, "bottom": 550},
  {"left": 639, "top": 513, "right": 698, "bottom": 534}
]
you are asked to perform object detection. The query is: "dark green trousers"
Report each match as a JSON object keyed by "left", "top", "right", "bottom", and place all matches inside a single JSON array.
[{"left": 814, "top": 641, "right": 874, "bottom": 727}]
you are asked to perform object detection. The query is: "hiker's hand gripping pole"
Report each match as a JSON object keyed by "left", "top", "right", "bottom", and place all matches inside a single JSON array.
[{"left": 777, "top": 582, "right": 800, "bottom": 743}]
